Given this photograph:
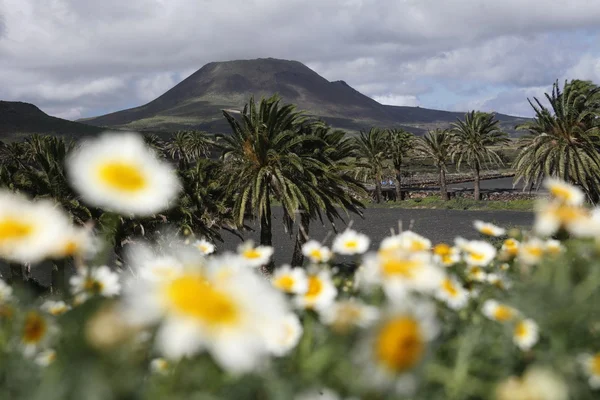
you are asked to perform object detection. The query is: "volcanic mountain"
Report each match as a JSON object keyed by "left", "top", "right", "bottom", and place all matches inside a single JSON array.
[
  {"left": 82, "top": 58, "right": 527, "bottom": 134},
  {"left": 0, "top": 101, "right": 102, "bottom": 140}
]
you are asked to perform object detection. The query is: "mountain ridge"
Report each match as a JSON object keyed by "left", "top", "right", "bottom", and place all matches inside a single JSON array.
[
  {"left": 0, "top": 101, "right": 103, "bottom": 140},
  {"left": 81, "top": 58, "right": 528, "bottom": 134}
]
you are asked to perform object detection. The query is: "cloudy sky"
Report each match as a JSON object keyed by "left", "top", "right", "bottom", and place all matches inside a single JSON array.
[{"left": 1, "top": 0, "right": 600, "bottom": 120}]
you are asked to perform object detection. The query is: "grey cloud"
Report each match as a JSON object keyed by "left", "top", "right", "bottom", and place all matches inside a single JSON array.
[{"left": 1, "top": 0, "right": 600, "bottom": 119}]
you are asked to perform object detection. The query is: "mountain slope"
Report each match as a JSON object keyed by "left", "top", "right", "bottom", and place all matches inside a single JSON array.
[
  {"left": 0, "top": 101, "right": 103, "bottom": 140},
  {"left": 82, "top": 58, "right": 528, "bottom": 134}
]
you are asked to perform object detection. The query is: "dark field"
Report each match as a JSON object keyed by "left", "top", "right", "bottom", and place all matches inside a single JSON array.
[
  {"left": 219, "top": 207, "right": 534, "bottom": 265},
  {"left": 8, "top": 207, "right": 533, "bottom": 286}
]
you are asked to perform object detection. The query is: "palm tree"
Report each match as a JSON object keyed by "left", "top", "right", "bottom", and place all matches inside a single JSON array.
[
  {"left": 450, "top": 111, "right": 509, "bottom": 200},
  {"left": 219, "top": 95, "right": 321, "bottom": 262},
  {"left": 387, "top": 128, "right": 414, "bottom": 201},
  {"left": 354, "top": 127, "right": 389, "bottom": 203},
  {"left": 289, "top": 122, "right": 366, "bottom": 265},
  {"left": 415, "top": 129, "right": 453, "bottom": 201},
  {"left": 513, "top": 80, "right": 600, "bottom": 201},
  {"left": 164, "top": 131, "right": 213, "bottom": 169}
]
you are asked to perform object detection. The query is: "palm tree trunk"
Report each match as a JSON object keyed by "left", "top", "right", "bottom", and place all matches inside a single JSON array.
[
  {"left": 291, "top": 211, "right": 310, "bottom": 266},
  {"left": 375, "top": 171, "right": 383, "bottom": 203},
  {"left": 395, "top": 167, "right": 402, "bottom": 201},
  {"left": 440, "top": 167, "right": 449, "bottom": 201},
  {"left": 473, "top": 164, "right": 481, "bottom": 201},
  {"left": 260, "top": 188, "right": 273, "bottom": 247},
  {"left": 260, "top": 192, "right": 274, "bottom": 274}
]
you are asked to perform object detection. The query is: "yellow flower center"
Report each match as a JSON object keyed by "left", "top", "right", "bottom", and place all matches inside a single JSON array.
[
  {"left": 442, "top": 278, "right": 458, "bottom": 297},
  {"left": 22, "top": 312, "right": 47, "bottom": 344},
  {"left": 309, "top": 248, "right": 323, "bottom": 261},
  {"left": 409, "top": 241, "right": 428, "bottom": 252},
  {"left": 553, "top": 205, "right": 585, "bottom": 222},
  {"left": 494, "top": 305, "right": 515, "bottom": 322},
  {"left": 243, "top": 248, "right": 262, "bottom": 259},
  {"left": 0, "top": 218, "right": 33, "bottom": 242},
  {"left": 305, "top": 276, "right": 324, "bottom": 298},
  {"left": 84, "top": 278, "right": 104, "bottom": 294},
  {"left": 480, "top": 226, "right": 496, "bottom": 236},
  {"left": 344, "top": 240, "right": 358, "bottom": 249},
  {"left": 525, "top": 246, "right": 543, "bottom": 258},
  {"left": 97, "top": 161, "right": 147, "bottom": 192},
  {"left": 433, "top": 243, "right": 451, "bottom": 256},
  {"left": 514, "top": 321, "right": 528, "bottom": 338},
  {"left": 441, "top": 254, "right": 454, "bottom": 265},
  {"left": 165, "top": 276, "right": 239, "bottom": 326},
  {"left": 273, "top": 275, "right": 296, "bottom": 292},
  {"left": 332, "top": 304, "right": 363, "bottom": 331},
  {"left": 375, "top": 317, "right": 425, "bottom": 373},
  {"left": 550, "top": 185, "right": 573, "bottom": 202},
  {"left": 470, "top": 252, "right": 486, "bottom": 262},
  {"left": 591, "top": 354, "right": 600, "bottom": 376},
  {"left": 381, "top": 258, "right": 420, "bottom": 278},
  {"left": 63, "top": 240, "right": 78, "bottom": 256}
]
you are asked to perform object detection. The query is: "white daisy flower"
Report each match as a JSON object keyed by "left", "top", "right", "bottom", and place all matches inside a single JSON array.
[
  {"left": 294, "top": 270, "right": 338, "bottom": 311},
  {"left": 0, "top": 278, "right": 13, "bottom": 304},
  {"left": 579, "top": 352, "right": 600, "bottom": 389},
  {"left": 379, "top": 231, "right": 432, "bottom": 254},
  {"left": 194, "top": 239, "right": 215, "bottom": 255},
  {"left": 302, "top": 240, "right": 332, "bottom": 263},
  {"left": 51, "top": 225, "right": 98, "bottom": 260},
  {"left": 533, "top": 201, "right": 592, "bottom": 237},
  {"left": 150, "top": 358, "right": 170, "bottom": 375},
  {"left": 496, "top": 366, "right": 569, "bottom": 400},
  {"left": 360, "top": 250, "right": 444, "bottom": 298},
  {"left": 544, "top": 177, "right": 585, "bottom": 206},
  {"left": 518, "top": 238, "right": 546, "bottom": 266},
  {"left": 332, "top": 229, "right": 370, "bottom": 255},
  {"left": 513, "top": 319, "right": 539, "bottom": 351},
  {"left": 486, "top": 273, "right": 511, "bottom": 290},
  {"left": 265, "top": 313, "right": 303, "bottom": 357},
  {"left": 474, "top": 220, "right": 506, "bottom": 237},
  {"left": 237, "top": 241, "right": 274, "bottom": 268},
  {"left": 459, "top": 239, "right": 496, "bottom": 267},
  {"left": 21, "top": 311, "right": 54, "bottom": 357},
  {"left": 34, "top": 349, "right": 57, "bottom": 367},
  {"left": 432, "top": 243, "right": 460, "bottom": 267},
  {"left": 0, "top": 191, "right": 72, "bottom": 264},
  {"left": 466, "top": 265, "right": 488, "bottom": 282},
  {"left": 40, "top": 300, "right": 70, "bottom": 316},
  {"left": 435, "top": 276, "right": 469, "bottom": 310},
  {"left": 500, "top": 238, "right": 520, "bottom": 258},
  {"left": 319, "top": 299, "right": 379, "bottom": 333},
  {"left": 66, "top": 132, "right": 181, "bottom": 216},
  {"left": 70, "top": 266, "right": 121, "bottom": 303},
  {"left": 125, "top": 243, "right": 187, "bottom": 283},
  {"left": 123, "top": 262, "right": 289, "bottom": 373},
  {"left": 545, "top": 239, "right": 564, "bottom": 256},
  {"left": 482, "top": 300, "right": 519, "bottom": 323},
  {"left": 358, "top": 300, "right": 438, "bottom": 395},
  {"left": 271, "top": 265, "right": 308, "bottom": 294}
]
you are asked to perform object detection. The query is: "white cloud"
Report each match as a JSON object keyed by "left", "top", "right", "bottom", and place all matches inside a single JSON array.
[
  {"left": 372, "top": 94, "right": 420, "bottom": 107},
  {"left": 135, "top": 73, "right": 178, "bottom": 102}
]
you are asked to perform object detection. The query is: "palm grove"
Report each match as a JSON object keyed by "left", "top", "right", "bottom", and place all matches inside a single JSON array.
[{"left": 0, "top": 79, "right": 599, "bottom": 283}]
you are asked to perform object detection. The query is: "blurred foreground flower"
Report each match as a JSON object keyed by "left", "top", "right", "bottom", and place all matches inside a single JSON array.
[
  {"left": 0, "top": 191, "right": 72, "bottom": 264},
  {"left": 124, "top": 259, "right": 289, "bottom": 373},
  {"left": 579, "top": 352, "right": 600, "bottom": 389},
  {"left": 332, "top": 229, "right": 370, "bottom": 255},
  {"left": 495, "top": 366, "right": 568, "bottom": 400},
  {"left": 66, "top": 132, "right": 181, "bottom": 216},
  {"left": 474, "top": 220, "right": 506, "bottom": 237}
]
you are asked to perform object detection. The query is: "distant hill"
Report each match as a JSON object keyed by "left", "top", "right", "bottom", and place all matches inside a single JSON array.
[
  {"left": 0, "top": 101, "right": 103, "bottom": 140},
  {"left": 82, "top": 58, "right": 528, "bottom": 135}
]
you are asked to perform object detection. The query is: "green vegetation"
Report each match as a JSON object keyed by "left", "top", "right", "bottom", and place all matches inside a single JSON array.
[
  {"left": 368, "top": 195, "right": 536, "bottom": 211},
  {"left": 514, "top": 79, "right": 600, "bottom": 201},
  {"left": 414, "top": 128, "right": 453, "bottom": 200},
  {"left": 450, "top": 111, "right": 510, "bottom": 200}
]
